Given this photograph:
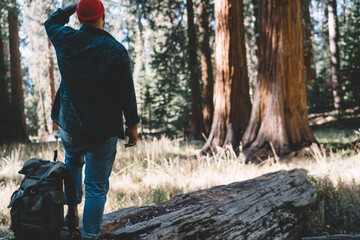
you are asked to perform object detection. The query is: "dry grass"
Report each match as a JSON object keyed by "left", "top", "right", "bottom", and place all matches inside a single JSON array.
[{"left": 0, "top": 136, "right": 359, "bottom": 237}]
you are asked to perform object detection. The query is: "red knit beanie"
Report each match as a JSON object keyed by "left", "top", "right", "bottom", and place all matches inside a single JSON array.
[{"left": 76, "top": 0, "right": 104, "bottom": 22}]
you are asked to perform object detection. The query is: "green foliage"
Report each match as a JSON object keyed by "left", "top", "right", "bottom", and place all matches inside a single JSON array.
[
  {"left": 339, "top": 0, "right": 360, "bottom": 107},
  {"left": 309, "top": 177, "right": 360, "bottom": 235}
]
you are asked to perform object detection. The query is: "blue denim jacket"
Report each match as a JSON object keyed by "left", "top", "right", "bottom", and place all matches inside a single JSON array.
[{"left": 45, "top": 9, "right": 139, "bottom": 141}]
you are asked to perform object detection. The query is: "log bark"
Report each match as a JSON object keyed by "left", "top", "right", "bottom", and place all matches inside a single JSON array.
[
  {"left": 93, "top": 169, "right": 314, "bottom": 240},
  {"left": 202, "top": 0, "right": 251, "bottom": 152},
  {"left": 242, "top": 0, "right": 316, "bottom": 156},
  {"left": 303, "top": 235, "right": 360, "bottom": 240}
]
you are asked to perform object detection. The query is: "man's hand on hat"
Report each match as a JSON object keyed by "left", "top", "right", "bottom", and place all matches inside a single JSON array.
[{"left": 63, "top": 2, "right": 78, "bottom": 16}]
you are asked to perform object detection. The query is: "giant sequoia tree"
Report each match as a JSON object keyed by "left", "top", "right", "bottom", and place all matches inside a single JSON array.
[
  {"left": 242, "top": 0, "right": 316, "bottom": 155},
  {"left": 202, "top": 0, "right": 251, "bottom": 152}
]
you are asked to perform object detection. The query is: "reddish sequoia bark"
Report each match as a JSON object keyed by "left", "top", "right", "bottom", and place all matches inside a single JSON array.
[
  {"left": 202, "top": 0, "right": 251, "bottom": 152},
  {"left": 8, "top": 0, "right": 29, "bottom": 142},
  {"left": 187, "top": 0, "right": 204, "bottom": 141},
  {"left": 47, "top": 38, "right": 58, "bottom": 131},
  {"left": 242, "top": 0, "right": 316, "bottom": 156},
  {"left": 199, "top": 0, "right": 214, "bottom": 137}
]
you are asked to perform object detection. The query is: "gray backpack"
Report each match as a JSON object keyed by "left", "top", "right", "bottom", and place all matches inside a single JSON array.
[{"left": 8, "top": 157, "right": 67, "bottom": 240}]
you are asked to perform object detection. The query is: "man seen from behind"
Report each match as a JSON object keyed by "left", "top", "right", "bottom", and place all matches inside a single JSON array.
[{"left": 44, "top": 0, "right": 140, "bottom": 239}]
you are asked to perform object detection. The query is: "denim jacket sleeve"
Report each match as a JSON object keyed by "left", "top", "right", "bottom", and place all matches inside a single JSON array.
[{"left": 113, "top": 48, "right": 140, "bottom": 127}]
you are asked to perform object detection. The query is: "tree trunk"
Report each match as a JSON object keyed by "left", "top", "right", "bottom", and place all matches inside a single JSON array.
[
  {"left": 252, "top": 0, "right": 259, "bottom": 54},
  {"left": 187, "top": 0, "right": 204, "bottom": 141},
  {"left": 0, "top": 11, "right": 13, "bottom": 144},
  {"left": 199, "top": 0, "right": 214, "bottom": 137},
  {"left": 242, "top": 0, "right": 316, "bottom": 157},
  {"left": 36, "top": 73, "right": 49, "bottom": 134},
  {"left": 327, "top": 0, "right": 343, "bottom": 112},
  {"left": 303, "top": 0, "right": 316, "bottom": 85},
  {"left": 47, "top": 38, "right": 58, "bottom": 132},
  {"left": 202, "top": 0, "right": 251, "bottom": 152},
  {"left": 89, "top": 169, "right": 314, "bottom": 240},
  {"left": 8, "top": 0, "right": 29, "bottom": 143}
]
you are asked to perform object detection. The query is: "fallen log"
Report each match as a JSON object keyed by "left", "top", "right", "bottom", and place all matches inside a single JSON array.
[
  {"left": 303, "top": 235, "right": 360, "bottom": 240},
  {"left": 98, "top": 169, "right": 314, "bottom": 240}
]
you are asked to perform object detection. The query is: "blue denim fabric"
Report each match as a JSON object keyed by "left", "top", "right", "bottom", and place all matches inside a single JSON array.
[{"left": 60, "top": 129, "right": 117, "bottom": 240}]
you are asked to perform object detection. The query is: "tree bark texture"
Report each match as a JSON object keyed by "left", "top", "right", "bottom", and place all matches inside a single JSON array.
[
  {"left": 303, "top": 235, "right": 360, "bottom": 240},
  {"left": 302, "top": 0, "right": 316, "bottom": 85},
  {"left": 8, "top": 0, "right": 29, "bottom": 142},
  {"left": 47, "top": 38, "right": 58, "bottom": 131},
  {"left": 202, "top": 0, "right": 251, "bottom": 152},
  {"left": 0, "top": 12, "right": 13, "bottom": 144},
  {"left": 199, "top": 0, "right": 214, "bottom": 137},
  {"left": 90, "top": 169, "right": 314, "bottom": 240},
  {"left": 187, "top": 0, "right": 204, "bottom": 141},
  {"left": 327, "top": 0, "right": 343, "bottom": 112},
  {"left": 242, "top": 0, "right": 316, "bottom": 155}
]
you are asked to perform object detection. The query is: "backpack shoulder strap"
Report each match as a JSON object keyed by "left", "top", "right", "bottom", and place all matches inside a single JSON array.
[{"left": 30, "top": 163, "right": 57, "bottom": 194}]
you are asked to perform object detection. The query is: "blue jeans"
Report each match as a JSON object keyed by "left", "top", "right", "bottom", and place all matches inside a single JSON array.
[{"left": 60, "top": 129, "right": 117, "bottom": 240}]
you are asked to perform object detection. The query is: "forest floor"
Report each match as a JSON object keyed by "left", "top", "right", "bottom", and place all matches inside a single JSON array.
[{"left": 0, "top": 110, "right": 360, "bottom": 238}]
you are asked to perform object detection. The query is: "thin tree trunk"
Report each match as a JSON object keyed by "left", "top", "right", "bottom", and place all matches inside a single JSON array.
[
  {"left": 187, "top": 0, "right": 204, "bottom": 141},
  {"left": 252, "top": 0, "right": 259, "bottom": 54},
  {"left": 8, "top": 0, "right": 29, "bottom": 142},
  {"left": 242, "top": 0, "right": 316, "bottom": 157},
  {"left": 47, "top": 38, "right": 58, "bottom": 132},
  {"left": 303, "top": 0, "right": 316, "bottom": 85},
  {"left": 202, "top": 0, "right": 251, "bottom": 153},
  {"left": 37, "top": 73, "right": 49, "bottom": 134},
  {"left": 199, "top": 0, "right": 214, "bottom": 137},
  {"left": 327, "top": 0, "right": 343, "bottom": 112}
]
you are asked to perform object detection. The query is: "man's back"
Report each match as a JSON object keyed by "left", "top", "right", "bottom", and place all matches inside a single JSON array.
[{"left": 45, "top": 9, "right": 139, "bottom": 141}]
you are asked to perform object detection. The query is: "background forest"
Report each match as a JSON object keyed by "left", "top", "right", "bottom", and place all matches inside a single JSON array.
[
  {"left": 0, "top": 0, "right": 358, "bottom": 145},
  {"left": 0, "top": 0, "right": 360, "bottom": 238}
]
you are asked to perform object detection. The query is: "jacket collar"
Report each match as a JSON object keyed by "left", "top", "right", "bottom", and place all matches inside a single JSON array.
[{"left": 79, "top": 25, "right": 111, "bottom": 37}]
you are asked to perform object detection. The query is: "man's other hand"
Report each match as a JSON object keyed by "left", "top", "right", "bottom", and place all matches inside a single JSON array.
[{"left": 125, "top": 123, "right": 138, "bottom": 148}]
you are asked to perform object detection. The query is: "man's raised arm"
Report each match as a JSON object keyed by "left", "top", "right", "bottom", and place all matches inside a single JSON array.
[{"left": 44, "top": 3, "right": 78, "bottom": 43}]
